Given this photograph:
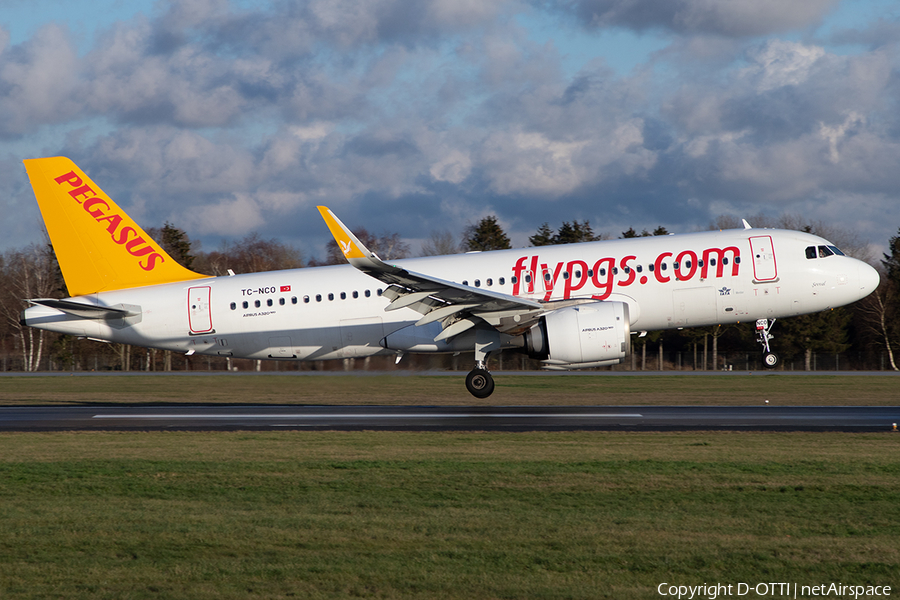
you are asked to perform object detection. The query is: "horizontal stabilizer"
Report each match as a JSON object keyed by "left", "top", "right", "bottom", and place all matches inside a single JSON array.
[{"left": 28, "top": 298, "right": 138, "bottom": 319}]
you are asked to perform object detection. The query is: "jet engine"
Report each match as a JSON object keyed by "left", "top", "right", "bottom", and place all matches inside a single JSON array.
[{"left": 523, "top": 301, "right": 631, "bottom": 369}]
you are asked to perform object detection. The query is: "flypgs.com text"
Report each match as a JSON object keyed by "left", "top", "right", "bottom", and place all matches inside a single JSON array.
[{"left": 512, "top": 246, "right": 742, "bottom": 301}]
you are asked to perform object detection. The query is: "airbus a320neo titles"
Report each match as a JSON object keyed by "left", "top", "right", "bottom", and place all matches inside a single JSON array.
[{"left": 21, "top": 157, "right": 880, "bottom": 397}]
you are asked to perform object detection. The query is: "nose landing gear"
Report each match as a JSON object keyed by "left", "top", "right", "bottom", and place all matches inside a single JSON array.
[{"left": 756, "top": 318, "right": 780, "bottom": 369}]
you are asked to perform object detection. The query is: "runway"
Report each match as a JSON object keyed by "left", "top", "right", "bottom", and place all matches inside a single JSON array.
[{"left": 1, "top": 405, "right": 898, "bottom": 431}]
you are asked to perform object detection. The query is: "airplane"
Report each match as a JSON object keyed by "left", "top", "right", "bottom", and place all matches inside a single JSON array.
[{"left": 20, "top": 156, "right": 880, "bottom": 397}]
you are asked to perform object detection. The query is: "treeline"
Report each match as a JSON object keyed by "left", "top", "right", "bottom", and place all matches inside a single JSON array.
[{"left": 1, "top": 216, "right": 897, "bottom": 372}]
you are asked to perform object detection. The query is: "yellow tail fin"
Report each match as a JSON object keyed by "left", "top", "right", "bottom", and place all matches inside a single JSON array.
[{"left": 24, "top": 156, "right": 207, "bottom": 296}]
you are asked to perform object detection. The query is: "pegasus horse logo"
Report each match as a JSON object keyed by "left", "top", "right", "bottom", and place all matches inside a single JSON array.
[{"left": 340, "top": 240, "right": 353, "bottom": 256}]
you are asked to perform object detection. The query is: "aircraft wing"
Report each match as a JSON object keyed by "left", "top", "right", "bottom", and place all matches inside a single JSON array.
[{"left": 317, "top": 206, "right": 543, "bottom": 340}]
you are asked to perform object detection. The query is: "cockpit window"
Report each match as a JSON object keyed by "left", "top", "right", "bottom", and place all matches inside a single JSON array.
[
  {"left": 828, "top": 245, "right": 845, "bottom": 256},
  {"left": 818, "top": 245, "right": 834, "bottom": 258},
  {"left": 805, "top": 246, "right": 817, "bottom": 259}
]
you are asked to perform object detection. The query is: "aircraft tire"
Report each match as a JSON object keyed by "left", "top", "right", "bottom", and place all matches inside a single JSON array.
[
  {"left": 763, "top": 352, "right": 780, "bottom": 369},
  {"left": 465, "top": 368, "right": 495, "bottom": 398}
]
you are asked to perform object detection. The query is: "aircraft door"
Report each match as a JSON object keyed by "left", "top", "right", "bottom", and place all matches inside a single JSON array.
[
  {"left": 673, "top": 287, "right": 716, "bottom": 326},
  {"left": 188, "top": 286, "right": 214, "bottom": 334},
  {"left": 749, "top": 236, "right": 778, "bottom": 282},
  {"left": 339, "top": 317, "right": 385, "bottom": 357}
]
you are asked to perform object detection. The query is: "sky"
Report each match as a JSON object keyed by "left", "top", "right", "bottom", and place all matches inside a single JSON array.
[{"left": 2, "top": 0, "right": 900, "bottom": 262}]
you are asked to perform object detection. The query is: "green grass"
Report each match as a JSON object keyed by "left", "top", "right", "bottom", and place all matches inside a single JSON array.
[
  {"left": 0, "top": 373, "right": 897, "bottom": 405},
  {"left": 0, "top": 431, "right": 898, "bottom": 599}
]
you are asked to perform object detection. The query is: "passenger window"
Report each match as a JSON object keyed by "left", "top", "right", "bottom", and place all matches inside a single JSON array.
[
  {"left": 599, "top": 268, "right": 606, "bottom": 276},
  {"left": 672, "top": 263, "right": 678, "bottom": 270},
  {"left": 279, "top": 298, "right": 285, "bottom": 306},
  {"left": 302, "top": 296, "right": 308, "bottom": 303},
  {"left": 230, "top": 302, "right": 236, "bottom": 310},
  {"left": 562, "top": 272, "right": 570, "bottom": 280},
  {"left": 352, "top": 291, "right": 359, "bottom": 299},
  {"left": 710, "top": 258, "right": 717, "bottom": 266},
  {"left": 340, "top": 292, "right": 346, "bottom": 300},
  {"left": 587, "top": 270, "right": 593, "bottom": 277},
  {"left": 474, "top": 279, "right": 481, "bottom": 287},
  {"left": 544, "top": 272, "right": 551, "bottom": 281},
  {"left": 723, "top": 258, "right": 728, "bottom": 265},
  {"left": 365, "top": 290, "right": 371, "bottom": 298},
  {"left": 575, "top": 270, "right": 582, "bottom": 278},
  {"left": 486, "top": 278, "right": 493, "bottom": 286},
  {"left": 377, "top": 289, "right": 383, "bottom": 296},
  {"left": 462, "top": 280, "right": 468, "bottom": 286},
  {"left": 613, "top": 267, "right": 619, "bottom": 275},
  {"left": 242, "top": 301, "right": 249, "bottom": 309},
  {"left": 511, "top": 276, "right": 517, "bottom": 284},
  {"left": 735, "top": 256, "right": 741, "bottom": 264},
  {"left": 635, "top": 265, "right": 642, "bottom": 273},
  {"left": 499, "top": 277, "right": 505, "bottom": 285},
  {"left": 525, "top": 274, "right": 532, "bottom": 283},
  {"left": 328, "top": 293, "right": 334, "bottom": 301},
  {"left": 648, "top": 264, "right": 654, "bottom": 272},
  {"left": 316, "top": 294, "right": 322, "bottom": 302},
  {"left": 267, "top": 299, "right": 273, "bottom": 307},
  {"left": 255, "top": 300, "right": 261, "bottom": 308}
]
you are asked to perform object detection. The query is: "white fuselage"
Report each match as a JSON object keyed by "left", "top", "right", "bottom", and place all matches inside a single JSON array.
[{"left": 23, "top": 228, "right": 879, "bottom": 361}]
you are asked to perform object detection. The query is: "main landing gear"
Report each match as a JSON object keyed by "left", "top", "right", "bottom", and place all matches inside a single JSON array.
[
  {"left": 756, "top": 318, "right": 780, "bottom": 369},
  {"left": 465, "top": 327, "right": 502, "bottom": 398},
  {"left": 465, "top": 363, "right": 495, "bottom": 399}
]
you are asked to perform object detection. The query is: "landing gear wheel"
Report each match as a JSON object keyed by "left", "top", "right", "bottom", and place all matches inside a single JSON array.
[
  {"left": 763, "top": 352, "right": 780, "bottom": 369},
  {"left": 465, "top": 368, "right": 495, "bottom": 398}
]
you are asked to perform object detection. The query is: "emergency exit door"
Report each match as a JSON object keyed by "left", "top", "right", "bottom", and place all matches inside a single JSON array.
[
  {"left": 749, "top": 235, "right": 778, "bottom": 282},
  {"left": 188, "top": 286, "right": 214, "bottom": 334}
]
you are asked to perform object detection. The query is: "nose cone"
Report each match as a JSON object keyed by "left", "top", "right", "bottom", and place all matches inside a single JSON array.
[{"left": 858, "top": 262, "right": 880, "bottom": 297}]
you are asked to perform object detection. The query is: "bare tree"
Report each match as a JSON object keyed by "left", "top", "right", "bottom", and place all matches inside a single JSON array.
[
  {"left": 0, "top": 244, "right": 63, "bottom": 371},
  {"left": 196, "top": 233, "right": 304, "bottom": 275},
  {"left": 420, "top": 230, "right": 461, "bottom": 256}
]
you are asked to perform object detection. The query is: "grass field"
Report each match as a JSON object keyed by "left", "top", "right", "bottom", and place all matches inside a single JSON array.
[
  {"left": 0, "top": 372, "right": 897, "bottom": 405},
  {"left": 0, "top": 431, "right": 898, "bottom": 599},
  {"left": 0, "top": 375, "right": 897, "bottom": 598}
]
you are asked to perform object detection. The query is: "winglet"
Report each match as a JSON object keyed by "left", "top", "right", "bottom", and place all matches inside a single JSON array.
[{"left": 316, "top": 206, "right": 380, "bottom": 264}]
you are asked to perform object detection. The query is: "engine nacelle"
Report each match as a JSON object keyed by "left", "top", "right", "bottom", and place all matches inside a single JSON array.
[{"left": 524, "top": 301, "right": 631, "bottom": 367}]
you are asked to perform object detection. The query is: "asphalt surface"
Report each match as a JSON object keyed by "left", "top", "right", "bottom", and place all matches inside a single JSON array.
[{"left": 1, "top": 405, "right": 898, "bottom": 431}]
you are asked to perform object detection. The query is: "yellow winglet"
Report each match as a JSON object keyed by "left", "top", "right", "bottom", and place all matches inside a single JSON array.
[
  {"left": 316, "top": 206, "right": 373, "bottom": 260},
  {"left": 24, "top": 157, "right": 208, "bottom": 296}
]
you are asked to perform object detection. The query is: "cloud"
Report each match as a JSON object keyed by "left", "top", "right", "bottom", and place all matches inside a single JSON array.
[
  {"left": 558, "top": 0, "right": 840, "bottom": 37},
  {"left": 0, "top": 24, "right": 81, "bottom": 137},
  {"left": 4, "top": 0, "right": 900, "bottom": 260}
]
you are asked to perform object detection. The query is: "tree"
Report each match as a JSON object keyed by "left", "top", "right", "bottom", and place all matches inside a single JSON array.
[
  {"left": 147, "top": 222, "right": 197, "bottom": 271},
  {"left": 463, "top": 216, "right": 510, "bottom": 252},
  {"left": 859, "top": 228, "right": 900, "bottom": 370},
  {"left": 197, "top": 233, "right": 304, "bottom": 275},
  {"left": 529, "top": 223, "right": 556, "bottom": 247},
  {"left": 0, "top": 243, "right": 64, "bottom": 371},
  {"left": 555, "top": 220, "right": 599, "bottom": 244},
  {"left": 531, "top": 220, "right": 601, "bottom": 246},
  {"left": 420, "top": 230, "right": 461, "bottom": 256}
]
